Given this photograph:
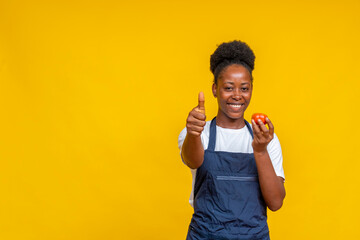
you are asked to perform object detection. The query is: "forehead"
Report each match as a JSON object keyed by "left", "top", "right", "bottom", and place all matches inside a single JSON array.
[
  {"left": 219, "top": 64, "right": 252, "bottom": 84},
  {"left": 220, "top": 64, "right": 251, "bottom": 82}
]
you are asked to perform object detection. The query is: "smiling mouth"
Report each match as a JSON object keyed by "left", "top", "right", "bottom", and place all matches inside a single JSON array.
[{"left": 227, "top": 103, "right": 244, "bottom": 108}]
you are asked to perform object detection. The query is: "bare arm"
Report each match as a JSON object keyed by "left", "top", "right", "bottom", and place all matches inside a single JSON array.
[
  {"left": 181, "top": 92, "right": 206, "bottom": 169},
  {"left": 181, "top": 134, "right": 204, "bottom": 169},
  {"left": 252, "top": 118, "right": 286, "bottom": 211}
]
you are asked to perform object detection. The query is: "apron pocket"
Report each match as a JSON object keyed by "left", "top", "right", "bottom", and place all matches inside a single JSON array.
[
  {"left": 216, "top": 176, "right": 257, "bottom": 181},
  {"left": 206, "top": 172, "right": 264, "bottom": 231}
]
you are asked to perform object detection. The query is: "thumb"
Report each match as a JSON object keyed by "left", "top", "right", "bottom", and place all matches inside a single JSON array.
[{"left": 197, "top": 91, "right": 205, "bottom": 113}]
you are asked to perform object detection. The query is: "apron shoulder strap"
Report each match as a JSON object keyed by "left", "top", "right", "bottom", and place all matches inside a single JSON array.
[
  {"left": 244, "top": 119, "right": 254, "bottom": 139},
  {"left": 207, "top": 117, "right": 217, "bottom": 151}
]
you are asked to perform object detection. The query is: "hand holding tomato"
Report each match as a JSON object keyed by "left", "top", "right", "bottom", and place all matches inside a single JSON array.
[{"left": 251, "top": 113, "right": 274, "bottom": 153}]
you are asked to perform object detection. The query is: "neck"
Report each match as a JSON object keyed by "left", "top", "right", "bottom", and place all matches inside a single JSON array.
[{"left": 216, "top": 111, "right": 246, "bottom": 129}]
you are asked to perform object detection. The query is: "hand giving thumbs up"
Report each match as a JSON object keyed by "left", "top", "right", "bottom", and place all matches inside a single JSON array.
[{"left": 186, "top": 92, "right": 207, "bottom": 136}]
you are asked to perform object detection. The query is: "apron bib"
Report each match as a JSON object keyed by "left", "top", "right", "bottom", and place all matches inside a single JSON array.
[{"left": 186, "top": 118, "right": 269, "bottom": 240}]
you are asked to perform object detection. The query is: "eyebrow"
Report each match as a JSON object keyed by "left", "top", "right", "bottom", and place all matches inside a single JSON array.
[{"left": 223, "top": 82, "right": 250, "bottom": 85}]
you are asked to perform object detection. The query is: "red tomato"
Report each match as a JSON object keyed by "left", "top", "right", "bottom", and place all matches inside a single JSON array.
[{"left": 251, "top": 113, "right": 268, "bottom": 125}]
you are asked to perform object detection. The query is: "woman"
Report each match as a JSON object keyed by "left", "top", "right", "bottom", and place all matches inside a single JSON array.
[{"left": 178, "top": 40, "right": 286, "bottom": 240}]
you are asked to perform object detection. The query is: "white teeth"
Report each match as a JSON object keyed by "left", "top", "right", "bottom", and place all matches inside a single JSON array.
[{"left": 229, "top": 104, "right": 242, "bottom": 108}]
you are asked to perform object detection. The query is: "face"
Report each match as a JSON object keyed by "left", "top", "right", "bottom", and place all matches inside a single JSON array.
[{"left": 212, "top": 64, "right": 253, "bottom": 125}]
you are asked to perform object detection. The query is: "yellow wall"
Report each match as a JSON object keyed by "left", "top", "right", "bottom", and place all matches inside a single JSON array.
[{"left": 1, "top": 0, "right": 359, "bottom": 239}]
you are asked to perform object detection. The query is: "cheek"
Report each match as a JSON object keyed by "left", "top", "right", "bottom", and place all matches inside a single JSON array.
[
  {"left": 217, "top": 92, "right": 228, "bottom": 104},
  {"left": 219, "top": 90, "right": 231, "bottom": 98},
  {"left": 244, "top": 91, "right": 252, "bottom": 100}
]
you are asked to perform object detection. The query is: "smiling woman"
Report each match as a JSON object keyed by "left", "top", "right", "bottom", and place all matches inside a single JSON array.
[
  {"left": 178, "top": 40, "right": 285, "bottom": 240},
  {"left": 212, "top": 64, "right": 253, "bottom": 128}
]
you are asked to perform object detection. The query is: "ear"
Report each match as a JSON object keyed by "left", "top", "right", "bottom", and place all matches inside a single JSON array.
[{"left": 212, "top": 83, "right": 217, "bottom": 98}]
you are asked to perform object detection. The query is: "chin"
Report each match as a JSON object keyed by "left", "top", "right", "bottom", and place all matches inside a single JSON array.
[{"left": 226, "top": 112, "right": 245, "bottom": 120}]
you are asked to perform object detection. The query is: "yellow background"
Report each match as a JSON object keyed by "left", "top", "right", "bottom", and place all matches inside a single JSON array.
[{"left": 1, "top": 0, "right": 359, "bottom": 239}]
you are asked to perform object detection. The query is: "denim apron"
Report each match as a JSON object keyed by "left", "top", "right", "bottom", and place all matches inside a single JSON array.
[{"left": 186, "top": 118, "right": 270, "bottom": 240}]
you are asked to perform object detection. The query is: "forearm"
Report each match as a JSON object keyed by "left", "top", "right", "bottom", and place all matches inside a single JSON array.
[
  {"left": 181, "top": 134, "right": 204, "bottom": 169},
  {"left": 254, "top": 150, "right": 285, "bottom": 211}
]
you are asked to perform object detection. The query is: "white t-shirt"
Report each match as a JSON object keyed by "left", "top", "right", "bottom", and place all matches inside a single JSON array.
[{"left": 178, "top": 120, "right": 285, "bottom": 207}]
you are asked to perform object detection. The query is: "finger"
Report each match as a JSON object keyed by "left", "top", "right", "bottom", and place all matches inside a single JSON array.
[
  {"left": 188, "top": 125, "right": 204, "bottom": 133},
  {"left": 251, "top": 119, "right": 261, "bottom": 136},
  {"left": 187, "top": 130, "right": 201, "bottom": 137},
  {"left": 191, "top": 108, "right": 206, "bottom": 121},
  {"left": 188, "top": 116, "right": 206, "bottom": 127},
  {"left": 192, "top": 120, "right": 206, "bottom": 127},
  {"left": 186, "top": 124, "right": 204, "bottom": 134},
  {"left": 197, "top": 91, "right": 205, "bottom": 113},
  {"left": 257, "top": 119, "right": 269, "bottom": 134},
  {"left": 266, "top": 117, "right": 274, "bottom": 137}
]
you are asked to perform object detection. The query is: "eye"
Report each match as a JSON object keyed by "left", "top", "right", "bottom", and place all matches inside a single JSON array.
[
  {"left": 225, "top": 87, "right": 233, "bottom": 91},
  {"left": 241, "top": 88, "right": 249, "bottom": 91}
]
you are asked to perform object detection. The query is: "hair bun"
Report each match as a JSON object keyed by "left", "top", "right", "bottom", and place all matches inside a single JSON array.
[{"left": 210, "top": 40, "right": 255, "bottom": 74}]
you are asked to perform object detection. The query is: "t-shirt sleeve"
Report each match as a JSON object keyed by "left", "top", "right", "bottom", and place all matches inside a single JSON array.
[
  {"left": 178, "top": 127, "right": 187, "bottom": 163},
  {"left": 266, "top": 133, "right": 285, "bottom": 180}
]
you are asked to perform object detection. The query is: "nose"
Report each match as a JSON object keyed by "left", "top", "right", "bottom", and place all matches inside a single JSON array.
[{"left": 232, "top": 89, "right": 242, "bottom": 100}]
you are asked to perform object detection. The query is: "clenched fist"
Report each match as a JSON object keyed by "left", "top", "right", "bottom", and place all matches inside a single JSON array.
[{"left": 186, "top": 92, "right": 206, "bottom": 137}]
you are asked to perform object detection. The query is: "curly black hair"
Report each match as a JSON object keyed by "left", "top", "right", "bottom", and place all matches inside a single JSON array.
[{"left": 210, "top": 40, "right": 255, "bottom": 84}]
